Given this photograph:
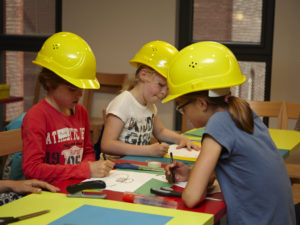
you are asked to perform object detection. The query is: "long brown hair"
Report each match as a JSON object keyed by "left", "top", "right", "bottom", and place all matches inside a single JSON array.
[{"left": 182, "top": 91, "right": 254, "bottom": 134}]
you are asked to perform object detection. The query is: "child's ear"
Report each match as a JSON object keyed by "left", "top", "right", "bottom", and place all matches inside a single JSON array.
[
  {"left": 196, "top": 98, "right": 208, "bottom": 112},
  {"left": 45, "top": 81, "right": 52, "bottom": 91},
  {"left": 139, "top": 69, "right": 151, "bottom": 82}
]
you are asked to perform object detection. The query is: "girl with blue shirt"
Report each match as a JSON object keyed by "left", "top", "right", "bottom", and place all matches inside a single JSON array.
[{"left": 163, "top": 41, "right": 296, "bottom": 225}]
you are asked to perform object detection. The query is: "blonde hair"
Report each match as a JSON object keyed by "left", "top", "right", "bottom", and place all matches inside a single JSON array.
[
  {"left": 124, "top": 65, "right": 158, "bottom": 91},
  {"left": 182, "top": 91, "right": 254, "bottom": 134}
]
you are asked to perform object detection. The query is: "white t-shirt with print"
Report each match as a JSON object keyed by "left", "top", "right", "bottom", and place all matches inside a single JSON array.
[{"left": 106, "top": 91, "right": 157, "bottom": 145}]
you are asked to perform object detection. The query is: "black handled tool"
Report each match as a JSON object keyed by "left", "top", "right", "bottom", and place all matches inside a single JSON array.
[
  {"left": 67, "top": 180, "right": 107, "bottom": 199},
  {"left": 150, "top": 187, "right": 223, "bottom": 201},
  {"left": 150, "top": 187, "right": 182, "bottom": 197}
]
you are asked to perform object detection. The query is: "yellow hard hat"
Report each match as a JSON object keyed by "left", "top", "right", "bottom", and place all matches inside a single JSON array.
[
  {"left": 129, "top": 41, "right": 178, "bottom": 78},
  {"left": 162, "top": 41, "right": 246, "bottom": 103},
  {"left": 33, "top": 32, "right": 99, "bottom": 89}
]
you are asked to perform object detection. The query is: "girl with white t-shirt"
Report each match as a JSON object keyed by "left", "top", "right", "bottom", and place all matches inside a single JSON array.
[{"left": 101, "top": 41, "right": 200, "bottom": 157}]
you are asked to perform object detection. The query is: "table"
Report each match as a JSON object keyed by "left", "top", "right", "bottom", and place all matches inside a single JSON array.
[
  {"left": 182, "top": 128, "right": 300, "bottom": 159},
  {"left": 269, "top": 129, "right": 300, "bottom": 156},
  {"left": 0, "top": 192, "right": 213, "bottom": 225},
  {"left": 55, "top": 159, "right": 226, "bottom": 224},
  {"left": 0, "top": 157, "right": 225, "bottom": 225}
]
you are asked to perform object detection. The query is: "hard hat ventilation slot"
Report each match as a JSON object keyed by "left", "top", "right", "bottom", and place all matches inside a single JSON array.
[
  {"left": 189, "top": 61, "right": 198, "bottom": 68},
  {"left": 52, "top": 44, "right": 59, "bottom": 50}
]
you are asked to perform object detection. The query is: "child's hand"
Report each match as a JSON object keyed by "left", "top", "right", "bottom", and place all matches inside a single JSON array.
[
  {"left": 148, "top": 142, "right": 169, "bottom": 157},
  {"left": 164, "top": 161, "right": 190, "bottom": 183},
  {"left": 89, "top": 160, "right": 115, "bottom": 178},
  {"left": 177, "top": 136, "right": 201, "bottom": 151},
  {"left": 8, "top": 179, "right": 60, "bottom": 194}
]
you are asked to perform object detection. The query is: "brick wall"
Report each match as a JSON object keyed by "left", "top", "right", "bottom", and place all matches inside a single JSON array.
[
  {"left": 4, "top": 0, "right": 55, "bottom": 121},
  {"left": 5, "top": 0, "right": 24, "bottom": 122}
]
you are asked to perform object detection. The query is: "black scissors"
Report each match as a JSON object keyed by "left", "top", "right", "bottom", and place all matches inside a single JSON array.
[
  {"left": 150, "top": 187, "right": 223, "bottom": 201},
  {"left": 0, "top": 210, "right": 50, "bottom": 224},
  {"left": 150, "top": 187, "right": 182, "bottom": 197}
]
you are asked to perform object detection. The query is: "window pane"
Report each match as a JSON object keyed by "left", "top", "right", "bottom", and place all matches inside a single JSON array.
[
  {"left": 231, "top": 61, "right": 266, "bottom": 100},
  {"left": 5, "top": 0, "right": 55, "bottom": 35},
  {"left": 4, "top": 51, "right": 43, "bottom": 121},
  {"left": 193, "top": 0, "right": 262, "bottom": 43}
]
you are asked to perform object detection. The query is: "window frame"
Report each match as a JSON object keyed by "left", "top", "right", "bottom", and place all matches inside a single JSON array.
[
  {"left": 0, "top": 0, "right": 62, "bottom": 52},
  {"left": 175, "top": 0, "right": 275, "bottom": 130},
  {"left": 0, "top": 0, "right": 62, "bottom": 129}
]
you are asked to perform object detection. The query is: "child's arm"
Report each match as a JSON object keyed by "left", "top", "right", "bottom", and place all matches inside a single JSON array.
[
  {"left": 182, "top": 135, "right": 221, "bottom": 208},
  {"left": 152, "top": 115, "right": 201, "bottom": 150},
  {"left": 101, "top": 114, "right": 168, "bottom": 157},
  {"left": 0, "top": 179, "right": 60, "bottom": 194}
]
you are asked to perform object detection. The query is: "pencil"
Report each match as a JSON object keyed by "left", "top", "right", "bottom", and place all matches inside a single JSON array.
[{"left": 170, "top": 152, "right": 175, "bottom": 183}]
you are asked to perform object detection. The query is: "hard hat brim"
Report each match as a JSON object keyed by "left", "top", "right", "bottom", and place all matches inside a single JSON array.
[
  {"left": 162, "top": 75, "right": 247, "bottom": 103},
  {"left": 33, "top": 60, "right": 100, "bottom": 89}
]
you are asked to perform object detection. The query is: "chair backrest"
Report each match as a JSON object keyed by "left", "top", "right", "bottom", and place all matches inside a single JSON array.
[
  {"left": 0, "top": 129, "right": 22, "bottom": 176},
  {"left": 247, "top": 101, "right": 286, "bottom": 129},
  {"left": 0, "top": 129, "right": 22, "bottom": 157},
  {"left": 281, "top": 102, "right": 300, "bottom": 130},
  {"left": 82, "top": 72, "right": 128, "bottom": 117}
]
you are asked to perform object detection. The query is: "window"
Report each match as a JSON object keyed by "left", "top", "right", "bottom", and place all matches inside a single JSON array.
[
  {"left": 193, "top": 0, "right": 262, "bottom": 43},
  {"left": 0, "top": 0, "right": 61, "bottom": 127},
  {"left": 176, "top": 0, "right": 275, "bottom": 130}
]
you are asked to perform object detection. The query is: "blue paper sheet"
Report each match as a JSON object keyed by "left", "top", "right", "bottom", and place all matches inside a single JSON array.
[{"left": 48, "top": 204, "right": 173, "bottom": 225}]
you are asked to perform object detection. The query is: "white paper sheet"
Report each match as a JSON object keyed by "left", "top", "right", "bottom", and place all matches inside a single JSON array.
[
  {"left": 174, "top": 180, "right": 221, "bottom": 194},
  {"left": 166, "top": 144, "right": 200, "bottom": 159},
  {"left": 83, "top": 170, "right": 160, "bottom": 192}
]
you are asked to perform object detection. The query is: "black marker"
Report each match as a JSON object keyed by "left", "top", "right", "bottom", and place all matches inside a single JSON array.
[{"left": 170, "top": 152, "right": 175, "bottom": 183}]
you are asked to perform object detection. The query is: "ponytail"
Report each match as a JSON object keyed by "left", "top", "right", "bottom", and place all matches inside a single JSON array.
[
  {"left": 227, "top": 96, "right": 254, "bottom": 134},
  {"left": 122, "top": 76, "right": 138, "bottom": 91},
  {"left": 182, "top": 91, "right": 254, "bottom": 134}
]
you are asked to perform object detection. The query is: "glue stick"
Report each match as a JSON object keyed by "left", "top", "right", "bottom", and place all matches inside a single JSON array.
[{"left": 122, "top": 192, "right": 178, "bottom": 209}]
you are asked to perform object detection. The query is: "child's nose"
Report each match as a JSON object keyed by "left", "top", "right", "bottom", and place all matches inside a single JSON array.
[
  {"left": 76, "top": 89, "right": 83, "bottom": 97},
  {"left": 160, "top": 86, "right": 168, "bottom": 97}
]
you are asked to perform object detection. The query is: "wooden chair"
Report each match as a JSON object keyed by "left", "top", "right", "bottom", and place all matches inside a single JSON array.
[
  {"left": 247, "top": 101, "right": 287, "bottom": 129},
  {"left": 82, "top": 72, "right": 128, "bottom": 144},
  {"left": 282, "top": 102, "right": 300, "bottom": 185},
  {"left": 0, "top": 129, "right": 22, "bottom": 176},
  {"left": 281, "top": 102, "right": 300, "bottom": 130}
]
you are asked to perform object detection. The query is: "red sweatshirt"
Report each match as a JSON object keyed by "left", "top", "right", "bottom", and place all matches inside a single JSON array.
[{"left": 22, "top": 99, "right": 95, "bottom": 184}]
